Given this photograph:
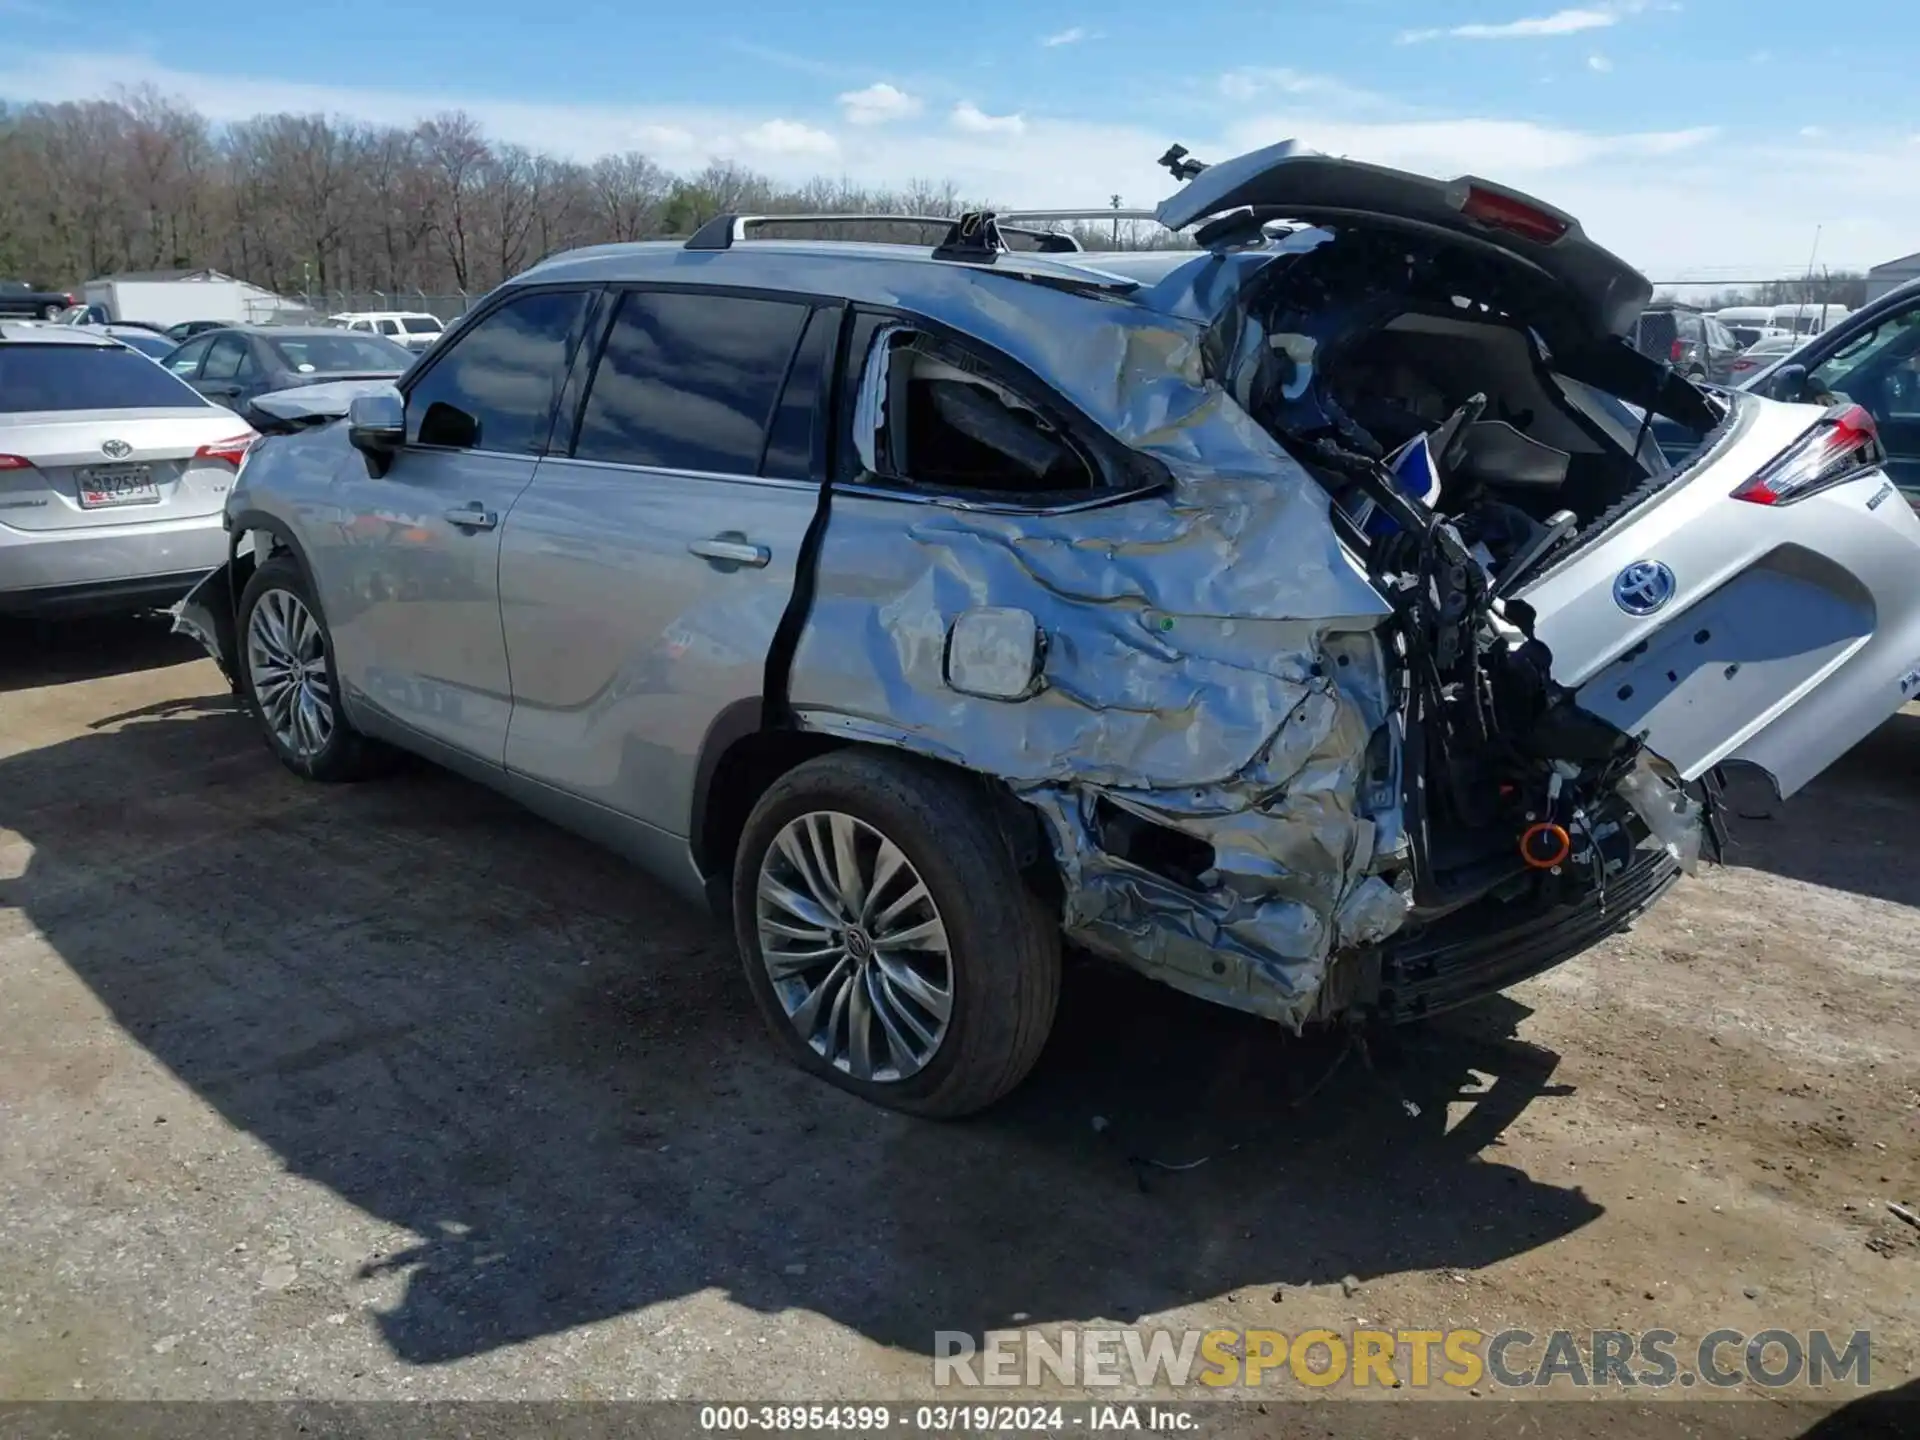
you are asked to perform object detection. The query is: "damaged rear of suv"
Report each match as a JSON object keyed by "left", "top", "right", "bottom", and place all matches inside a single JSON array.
[{"left": 176, "top": 141, "right": 1920, "bottom": 1117}]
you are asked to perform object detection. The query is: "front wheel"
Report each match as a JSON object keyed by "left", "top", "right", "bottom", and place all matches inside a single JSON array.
[
  {"left": 732, "top": 750, "right": 1060, "bottom": 1118},
  {"left": 237, "top": 555, "right": 388, "bottom": 781}
]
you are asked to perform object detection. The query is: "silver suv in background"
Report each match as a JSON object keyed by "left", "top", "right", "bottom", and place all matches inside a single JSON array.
[
  {"left": 1630, "top": 306, "right": 1743, "bottom": 383},
  {"left": 176, "top": 141, "right": 1920, "bottom": 1116},
  {"left": 0, "top": 323, "right": 254, "bottom": 615}
]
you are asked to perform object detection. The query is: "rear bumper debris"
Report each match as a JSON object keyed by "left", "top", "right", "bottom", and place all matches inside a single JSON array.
[{"left": 170, "top": 560, "right": 240, "bottom": 689}]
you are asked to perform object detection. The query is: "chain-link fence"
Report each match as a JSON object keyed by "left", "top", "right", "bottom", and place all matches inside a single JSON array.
[{"left": 241, "top": 291, "right": 478, "bottom": 325}]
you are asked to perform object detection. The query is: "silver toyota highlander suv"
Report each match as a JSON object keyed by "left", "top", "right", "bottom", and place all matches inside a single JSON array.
[{"left": 176, "top": 141, "right": 1920, "bottom": 1117}]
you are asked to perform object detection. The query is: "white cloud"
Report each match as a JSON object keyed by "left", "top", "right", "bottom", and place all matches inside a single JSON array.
[
  {"left": 633, "top": 123, "right": 698, "bottom": 153},
  {"left": 1042, "top": 27, "right": 1091, "bottom": 47},
  {"left": 1401, "top": 5, "right": 1644, "bottom": 43},
  {"left": 5, "top": 48, "right": 1919, "bottom": 279},
  {"left": 1799, "top": 125, "right": 1826, "bottom": 139},
  {"left": 1587, "top": 53, "right": 1613, "bottom": 71},
  {"left": 1217, "top": 68, "right": 1385, "bottom": 107},
  {"left": 739, "top": 119, "right": 837, "bottom": 156},
  {"left": 837, "top": 82, "right": 921, "bottom": 126},
  {"left": 950, "top": 100, "right": 1026, "bottom": 135}
]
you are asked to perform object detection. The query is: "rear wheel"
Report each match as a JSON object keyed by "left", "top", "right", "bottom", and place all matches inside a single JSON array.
[
  {"left": 38, "top": 303, "right": 60, "bottom": 321},
  {"left": 237, "top": 555, "right": 387, "bottom": 781},
  {"left": 732, "top": 750, "right": 1060, "bottom": 1118}
]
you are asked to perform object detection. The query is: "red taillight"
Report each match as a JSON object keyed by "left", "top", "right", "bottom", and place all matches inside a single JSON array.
[
  {"left": 1733, "top": 403, "right": 1883, "bottom": 506},
  {"left": 1669, "top": 338, "right": 1685, "bottom": 363},
  {"left": 1731, "top": 357, "right": 1757, "bottom": 372},
  {"left": 194, "top": 433, "right": 257, "bottom": 468},
  {"left": 1455, "top": 183, "right": 1571, "bottom": 245},
  {"left": 0, "top": 454, "right": 31, "bottom": 470}
]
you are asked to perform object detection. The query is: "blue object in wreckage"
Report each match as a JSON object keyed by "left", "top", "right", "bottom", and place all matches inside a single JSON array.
[{"left": 1364, "top": 431, "right": 1443, "bottom": 537}]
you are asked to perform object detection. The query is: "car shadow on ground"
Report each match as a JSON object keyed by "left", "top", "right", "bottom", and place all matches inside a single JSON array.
[
  {"left": 0, "top": 612, "right": 203, "bottom": 695},
  {"left": 2, "top": 696, "right": 1601, "bottom": 1369},
  {"left": 1716, "top": 710, "right": 1920, "bottom": 909}
]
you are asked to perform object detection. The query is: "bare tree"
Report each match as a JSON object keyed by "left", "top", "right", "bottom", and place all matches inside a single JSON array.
[
  {"left": 588, "top": 152, "right": 670, "bottom": 242},
  {"left": 416, "top": 111, "right": 491, "bottom": 292},
  {"left": 0, "top": 89, "right": 1165, "bottom": 303}
]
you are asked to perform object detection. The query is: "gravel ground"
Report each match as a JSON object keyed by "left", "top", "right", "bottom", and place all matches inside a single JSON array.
[{"left": 1, "top": 616, "right": 1915, "bottom": 1431}]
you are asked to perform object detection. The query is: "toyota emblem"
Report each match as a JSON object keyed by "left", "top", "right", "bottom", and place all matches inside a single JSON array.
[
  {"left": 1612, "top": 560, "right": 1676, "bottom": 616},
  {"left": 101, "top": 439, "right": 132, "bottom": 459}
]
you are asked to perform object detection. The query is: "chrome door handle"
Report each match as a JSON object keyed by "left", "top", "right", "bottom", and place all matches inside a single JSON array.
[
  {"left": 444, "top": 505, "right": 497, "bottom": 531},
  {"left": 688, "top": 535, "right": 770, "bottom": 568}
]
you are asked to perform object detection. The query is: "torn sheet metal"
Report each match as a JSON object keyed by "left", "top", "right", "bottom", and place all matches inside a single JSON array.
[
  {"left": 1615, "top": 758, "right": 1703, "bottom": 875},
  {"left": 171, "top": 561, "right": 239, "bottom": 688},
  {"left": 786, "top": 292, "right": 1411, "bottom": 1028}
]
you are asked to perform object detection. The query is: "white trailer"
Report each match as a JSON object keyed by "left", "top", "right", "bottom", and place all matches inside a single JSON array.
[{"left": 80, "top": 270, "right": 266, "bottom": 328}]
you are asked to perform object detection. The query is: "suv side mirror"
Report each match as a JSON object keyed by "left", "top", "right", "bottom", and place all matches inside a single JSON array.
[
  {"left": 1769, "top": 363, "right": 1810, "bottom": 403},
  {"left": 348, "top": 392, "right": 405, "bottom": 475}
]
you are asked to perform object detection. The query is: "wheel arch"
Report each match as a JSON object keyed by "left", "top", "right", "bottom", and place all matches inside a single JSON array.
[
  {"left": 689, "top": 701, "right": 842, "bottom": 893},
  {"left": 690, "top": 708, "right": 1053, "bottom": 910},
  {"left": 227, "top": 508, "right": 317, "bottom": 603}
]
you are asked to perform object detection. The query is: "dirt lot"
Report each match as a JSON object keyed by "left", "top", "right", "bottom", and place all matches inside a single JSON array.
[{"left": 1, "top": 617, "right": 1916, "bottom": 1430}]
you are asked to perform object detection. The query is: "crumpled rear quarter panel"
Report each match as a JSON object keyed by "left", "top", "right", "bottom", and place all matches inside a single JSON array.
[{"left": 786, "top": 293, "right": 1407, "bottom": 1027}]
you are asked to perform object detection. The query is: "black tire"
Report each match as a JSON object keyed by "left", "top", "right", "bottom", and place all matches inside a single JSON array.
[
  {"left": 732, "top": 749, "right": 1060, "bottom": 1118},
  {"left": 39, "top": 303, "right": 61, "bottom": 321},
  {"left": 236, "top": 554, "right": 389, "bottom": 782}
]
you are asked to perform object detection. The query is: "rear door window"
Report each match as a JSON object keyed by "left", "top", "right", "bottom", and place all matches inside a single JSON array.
[
  {"left": 201, "top": 334, "right": 256, "bottom": 382},
  {"left": 759, "top": 306, "right": 838, "bottom": 481},
  {"left": 165, "top": 336, "right": 213, "bottom": 377},
  {"left": 405, "top": 288, "right": 591, "bottom": 453},
  {"left": 0, "top": 343, "right": 212, "bottom": 411},
  {"left": 1634, "top": 311, "right": 1677, "bottom": 359},
  {"left": 573, "top": 290, "right": 812, "bottom": 475}
]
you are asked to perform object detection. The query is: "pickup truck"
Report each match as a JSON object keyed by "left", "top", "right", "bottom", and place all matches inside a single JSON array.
[{"left": 0, "top": 280, "right": 78, "bottom": 320}]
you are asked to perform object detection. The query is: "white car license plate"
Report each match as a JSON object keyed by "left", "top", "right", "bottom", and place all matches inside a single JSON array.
[{"left": 77, "top": 464, "right": 159, "bottom": 508}]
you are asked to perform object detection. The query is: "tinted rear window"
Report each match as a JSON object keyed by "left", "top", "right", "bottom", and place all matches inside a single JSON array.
[
  {"left": 1634, "top": 311, "right": 1677, "bottom": 357},
  {"left": 400, "top": 316, "right": 443, "bottom": 334},
  {"left": 268, "top": 333, "right": 413, "bottom": 373},
  {"left": 574, "top": 290, "right": 812, "bottom": 474},
  {"left": 0, "top": 343, "right": 211, "bottom": 412}
]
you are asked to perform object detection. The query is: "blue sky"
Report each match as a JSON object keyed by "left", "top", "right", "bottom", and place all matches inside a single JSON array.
[{"left": 4, "top": 1, "right": 1917, "bottom": 277}]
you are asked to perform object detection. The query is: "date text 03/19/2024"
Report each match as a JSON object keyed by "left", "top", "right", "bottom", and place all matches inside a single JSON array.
[{"left": 697, "top": 1405, "right": 1197, "bottom": 1432}]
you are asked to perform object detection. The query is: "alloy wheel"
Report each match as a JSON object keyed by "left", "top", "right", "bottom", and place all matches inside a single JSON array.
[
  {"left": 755, "top": 810, "right": 954, "bottom": 1082},
  {"left": 245, "top": 587, "right": 335, "bottom": 760}
]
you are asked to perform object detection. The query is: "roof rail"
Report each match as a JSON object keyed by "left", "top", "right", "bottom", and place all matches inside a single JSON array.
[
  {"left": 997, "top": 208, "right": 1165, "bottom": 225},
  {"left": 682, "top": 213, "right": 1084, "bottom": 254}
]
